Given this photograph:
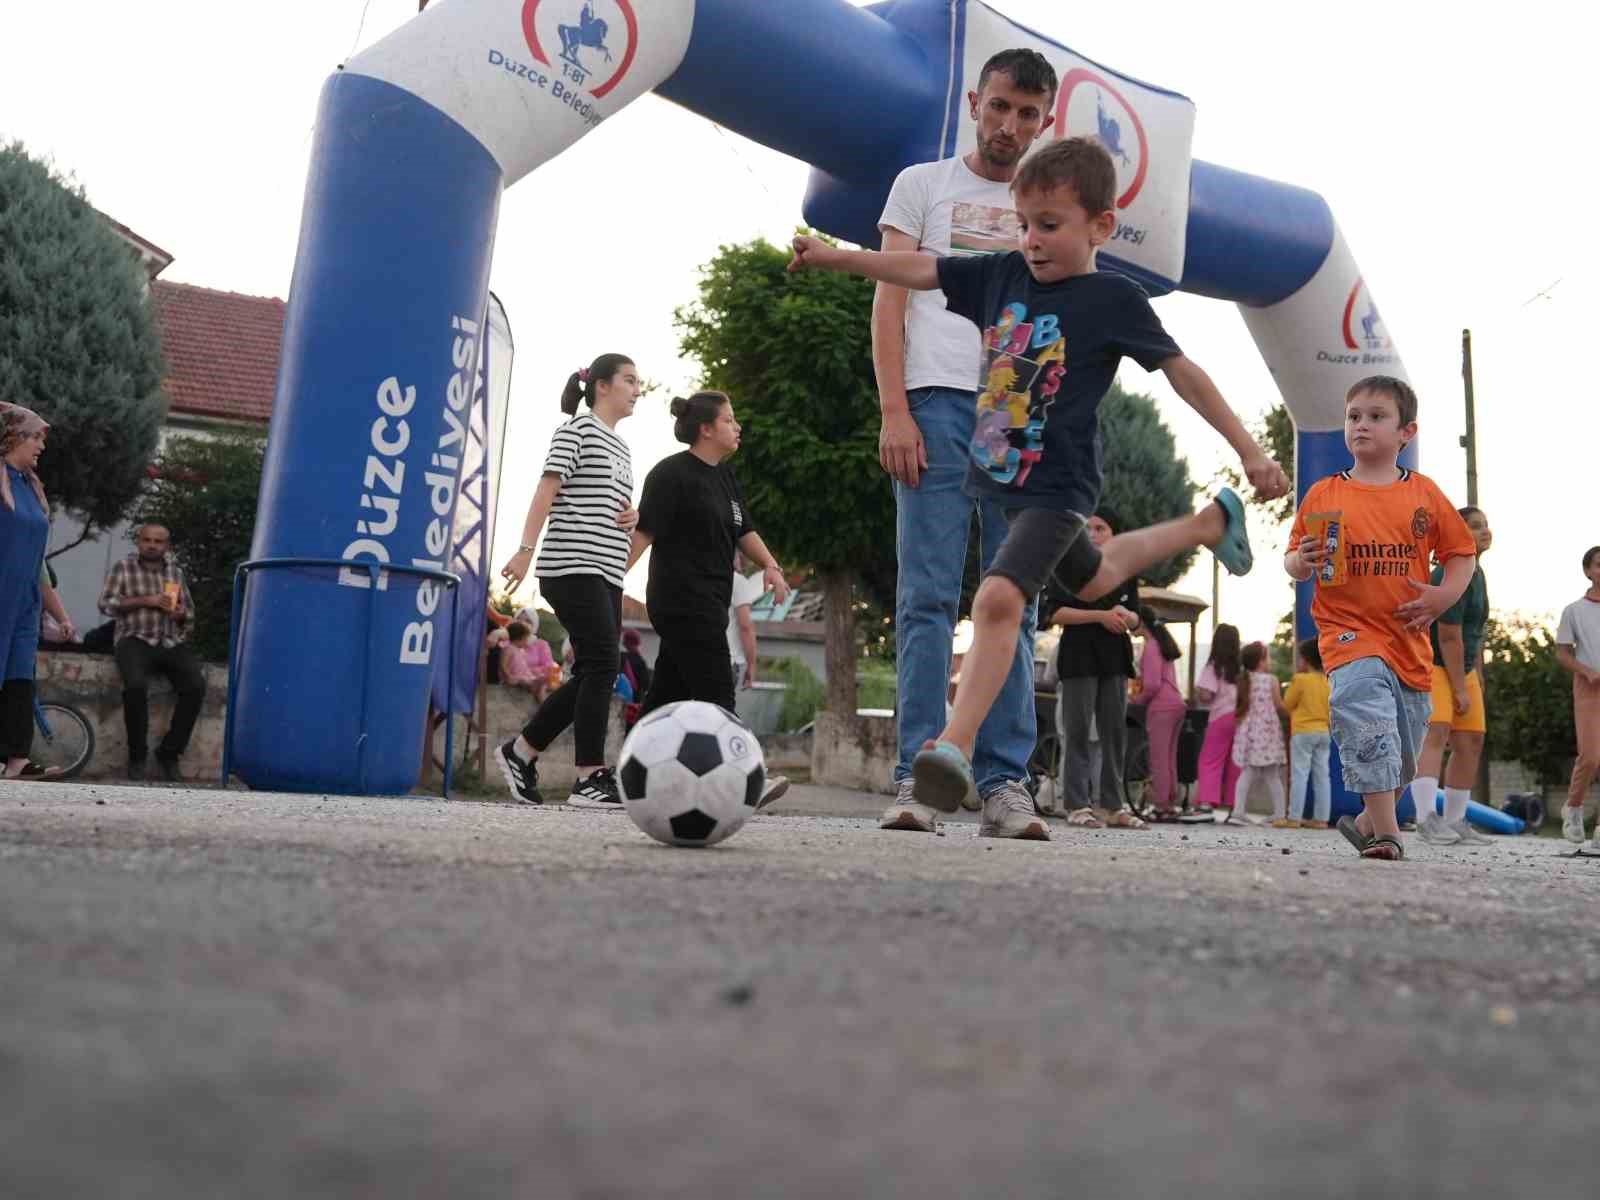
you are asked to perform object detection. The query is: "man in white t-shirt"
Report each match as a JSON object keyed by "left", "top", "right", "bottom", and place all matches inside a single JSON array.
[
  {"left": 726, "top": 554, "right": 791, "bottom": 810},
  {"left": 727, "top": 555, "right": 767, "bottom": 690},
  {"left": 875, "top": 48, "right": 1059, "bottom": 834},
  {"left": 1556, "top": 544, "right": 1600, "bottom": 847}
]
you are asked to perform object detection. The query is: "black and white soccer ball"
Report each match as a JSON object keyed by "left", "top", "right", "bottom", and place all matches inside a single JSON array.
[{"left": 618, "top": 701, "right": 766, "bottom": 848}]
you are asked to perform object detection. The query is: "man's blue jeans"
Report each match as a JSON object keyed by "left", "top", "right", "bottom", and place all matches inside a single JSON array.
[{"left": 893, "top": 387, "right": 1036, "bottom": 793}]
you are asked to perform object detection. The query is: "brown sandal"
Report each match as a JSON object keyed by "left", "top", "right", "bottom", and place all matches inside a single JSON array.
[{"left": 1361, "top": 835, "right": 1405, "bottom": 861}]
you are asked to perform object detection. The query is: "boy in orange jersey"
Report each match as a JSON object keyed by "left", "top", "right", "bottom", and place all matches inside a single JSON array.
[{"left": 1285, "top": 376, "right": 1477, "bottom": 860}]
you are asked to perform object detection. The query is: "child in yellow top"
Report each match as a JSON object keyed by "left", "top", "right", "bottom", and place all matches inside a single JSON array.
[
  {"left": 1283, "top": 637, "right": 1332, "bottom": 827},
  {"left": 1286, "top": 376, "right": 1477, "bottom": 860}
]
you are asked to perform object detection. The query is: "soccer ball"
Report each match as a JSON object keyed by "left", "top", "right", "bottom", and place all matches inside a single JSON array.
[{"left": 618, "top": 701, "right": 766, "bottom": 848}]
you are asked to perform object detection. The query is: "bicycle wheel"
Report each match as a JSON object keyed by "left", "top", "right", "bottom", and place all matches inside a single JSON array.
[
  {"left": 33, "top": 701, "right": 95, "bottom": 780},
  {"left": 429, "top": 712, "right": 479, "bottom": 775}
]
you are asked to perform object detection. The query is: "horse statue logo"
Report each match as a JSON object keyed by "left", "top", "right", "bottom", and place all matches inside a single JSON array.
[
  {"left": 1360, "top": 299, "right": 1387, "bottom": 348},
  {"left": 1095, "top": 92, "right": 1133, "bottom": 167},
  {"left": 558, "top": 1, "right": 613, "bottom": 71}
]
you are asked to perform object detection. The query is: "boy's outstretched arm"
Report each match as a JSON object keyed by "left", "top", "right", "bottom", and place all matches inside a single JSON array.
[
  {"left": 789, "top": 236, "right": 940, "bottom": 291},
  {"left": 1161, "top": 355, "right": 1290, "bottom": 500},
  {"left": 1394, "top": 554, "right": 1477, "bottom": 632}
]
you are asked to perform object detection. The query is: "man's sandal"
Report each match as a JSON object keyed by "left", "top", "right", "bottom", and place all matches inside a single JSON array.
[
  {"left": 1065, "top": 808, "right": 1105, "bottom": 828},
  {"left": 1104, "top": 808, "right": 1150, "bottom": 830}
]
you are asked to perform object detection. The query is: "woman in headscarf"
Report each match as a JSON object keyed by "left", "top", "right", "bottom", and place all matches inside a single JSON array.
[{"left": 1, "top": 402, "right": 76, "bottom": 779}]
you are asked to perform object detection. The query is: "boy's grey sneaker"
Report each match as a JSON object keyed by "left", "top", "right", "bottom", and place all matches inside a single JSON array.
[
  {"left": 1448, "top": 818, "right": 1493, "bottom": 846},
  {"left": 979, "top": 780, "right": 1051, "bottom": 841},
  {"left": 496, "top": 740, "right": 542, "bottom": 805},
  {"left": 1563, "top": 806, "right": 1588, "bottom": 844},
  {"left": 1417, "top": 812, "right": 1462, "bottom": 846},
  {"left": 880, "top": 779, "right": 939, "bottom": 832},
  {"left": 568, "top": 766, "right": 622, "bottom": 809}
]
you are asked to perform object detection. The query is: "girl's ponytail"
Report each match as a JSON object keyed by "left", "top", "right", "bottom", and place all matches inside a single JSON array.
[{"left": 560, "top": 354, "right": 634, "bottom": 416}]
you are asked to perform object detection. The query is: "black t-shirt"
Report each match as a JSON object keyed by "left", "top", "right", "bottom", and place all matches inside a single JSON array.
[
  {"left": 638, "top": 450, "right": 753, "bottom": 626},
  {"left": 1042, "top": 573, "right": 1140, "bottom": 679},
  {"left": 936, "top": 253, "right": 1181, "bottom": 515}
]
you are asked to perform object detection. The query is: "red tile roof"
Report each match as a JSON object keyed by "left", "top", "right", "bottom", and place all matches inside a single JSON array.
[{"left": 150, "top": 280, "right": 285, "bottom": 425}]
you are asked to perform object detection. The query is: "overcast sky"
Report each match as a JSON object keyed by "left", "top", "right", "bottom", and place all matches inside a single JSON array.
[{"left": 3, "top": 0, "right": 1595, "bottom": 644}]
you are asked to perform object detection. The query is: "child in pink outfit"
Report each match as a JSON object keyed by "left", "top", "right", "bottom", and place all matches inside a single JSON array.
[
  {"left": 1194, "top": 623, "right": 1242, "bottom": 811},
  {"left": 501, "top": 621, "right": 557, "bottom": 702},
  {"left": 1230, "top": 641, "right": 1289, "bottom": 823},
  {"left": 1132, "top": 607, "right": 1187, "bottom": 816}
]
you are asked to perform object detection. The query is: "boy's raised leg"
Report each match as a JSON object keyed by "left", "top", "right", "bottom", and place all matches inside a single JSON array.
[{"left": 1077, "top": 490, "right": 1246, "bottom": 603}]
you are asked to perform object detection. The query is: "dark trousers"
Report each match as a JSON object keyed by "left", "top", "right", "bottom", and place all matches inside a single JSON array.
[
  {"left": 641, "top": 615, "right": 735, "bottom": 717},
  {"left": 1, "top": 678, "right": 35, "bottom": 761},
  {"left": 1056, "top": 674, "right": 1129, "bottom": 811},
  {"left": 522, "top": 574, "right": 621, "bottom": 765},
  {"left": 115, "top": 637, "right": 206, "bottom": 763}
]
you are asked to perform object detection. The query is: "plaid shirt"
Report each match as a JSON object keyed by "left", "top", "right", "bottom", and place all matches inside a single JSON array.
[{"left": 98, "top": 553, "right": 195, "bottom": 648}]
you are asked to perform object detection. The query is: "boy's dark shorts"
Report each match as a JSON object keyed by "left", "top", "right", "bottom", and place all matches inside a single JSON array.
[{"left": 984, "top": 507, "right": 1102, "bottom": 599}]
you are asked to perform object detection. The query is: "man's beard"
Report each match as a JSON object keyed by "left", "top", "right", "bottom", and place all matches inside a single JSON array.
[{"left": 977, "top": 133, "right": 1021, "bottom": 169}]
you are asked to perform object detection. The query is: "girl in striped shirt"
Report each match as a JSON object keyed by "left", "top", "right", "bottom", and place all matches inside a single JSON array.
[{"left": 497, "top": 353, "right": 639, "bottom": 808}]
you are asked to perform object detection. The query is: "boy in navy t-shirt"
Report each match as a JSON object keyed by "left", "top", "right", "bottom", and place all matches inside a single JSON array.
[{"left": 790, "top": 137, "right": 1289, "bottom": 839}]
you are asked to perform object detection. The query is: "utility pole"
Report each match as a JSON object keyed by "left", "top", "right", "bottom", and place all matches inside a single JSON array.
[
  {"left": 1460, "top": 330, "right": 1478, "bottom": 506},
  {"left": 1462, "top": 329, "right": 1490, "bottom": 807}
]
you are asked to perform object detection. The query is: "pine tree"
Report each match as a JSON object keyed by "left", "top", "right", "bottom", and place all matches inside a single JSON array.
[{"left": 0, "top": 142, "right": 165, "bottom": 545}]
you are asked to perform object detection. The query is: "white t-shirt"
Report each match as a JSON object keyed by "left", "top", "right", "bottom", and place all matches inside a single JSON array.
[
  {"left": 535, "top": 412, "right": 633, "bottom": 588},
  {"left": 1557, "top": 595, "right": 1600, "bottom": 672},
  {"left": 877, "top": 156, "right": 1018, "bottom": 393},
  {"left": 726, "top": 570, "right": 766, "bottom": 663}
]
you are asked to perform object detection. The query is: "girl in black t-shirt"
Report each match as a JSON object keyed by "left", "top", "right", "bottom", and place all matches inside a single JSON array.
[{"left": 629, "top": 391, "right": 790, "bottom": 718}]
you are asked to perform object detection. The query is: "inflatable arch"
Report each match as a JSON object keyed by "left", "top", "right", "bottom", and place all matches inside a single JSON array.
[{"left": 233, "top": 0, "right": 1413, "bottom": 795}]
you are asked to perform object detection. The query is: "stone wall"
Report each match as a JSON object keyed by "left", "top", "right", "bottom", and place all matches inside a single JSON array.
[{"left": 36, "top": 649, "right": 229, "bottom": 782}]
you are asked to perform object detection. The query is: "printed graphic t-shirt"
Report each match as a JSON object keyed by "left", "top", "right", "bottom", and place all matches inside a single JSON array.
[
  {"left": 1290, "top": 469, "right": 1477, "bottom": 691},
  {"left": 637, "top": 451, "right": 753, "bottom": 628},
  {"left": 878, "top": 157, "right": 1020, "bottom": 393},
  {"left": 935, "top": 254, "right": 1181, "bottom": 514},
  {"left": 535, "top": 412, "right": 633, "bottom": 589}
]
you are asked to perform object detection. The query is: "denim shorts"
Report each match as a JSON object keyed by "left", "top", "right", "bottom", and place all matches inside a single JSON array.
[
  {"left": 985, "top": 507, "right": 1102, "bottom": 599},
  {"left": 1328, "top": 656, "right": 1434, "bottom": 795}
]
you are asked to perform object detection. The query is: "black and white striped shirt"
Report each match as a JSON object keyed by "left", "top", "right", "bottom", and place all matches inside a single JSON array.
[{"left": 535, "top": 412, "right": 633, "bottom": 588}]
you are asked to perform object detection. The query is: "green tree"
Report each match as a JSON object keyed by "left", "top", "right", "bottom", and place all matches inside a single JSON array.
[
  {"left": 675, "top": 236, "right": 887, "bottom": 715},
  {"left": 132, "top": 431, "right": 266, "bottom": 662},
  {"left": 1482, "top": 614, "right": 1576, "bottom": 794},
  {"left": 0, "top": 142, "right": 166, "bottom": 548}
]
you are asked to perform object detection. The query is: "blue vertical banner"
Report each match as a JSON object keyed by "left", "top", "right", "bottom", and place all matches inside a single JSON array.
[{"left": 432, "top": 294, "right": 514, "bottom": 716}]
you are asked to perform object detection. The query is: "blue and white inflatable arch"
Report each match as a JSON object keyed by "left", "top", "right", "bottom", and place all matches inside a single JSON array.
[{"left": 235, "top": 0, "right": 1412, "bottom": 795}]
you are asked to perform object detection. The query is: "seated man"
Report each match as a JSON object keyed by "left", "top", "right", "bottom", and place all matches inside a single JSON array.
[{"left": 97, "top": 524, "right": 206, "bottom": 782}]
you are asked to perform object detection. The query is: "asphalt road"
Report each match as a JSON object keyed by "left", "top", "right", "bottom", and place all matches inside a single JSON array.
[{"left": 3, "top": 780, "right": 1598, "bottom": 1199}]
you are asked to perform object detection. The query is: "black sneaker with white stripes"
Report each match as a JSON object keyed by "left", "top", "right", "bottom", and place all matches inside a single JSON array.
[
  {"left": 568, "top": 766, "right": 623, "bottom": 809},
  {"left": 496, "top": 740, "right": 543, "bottom": 805}
]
